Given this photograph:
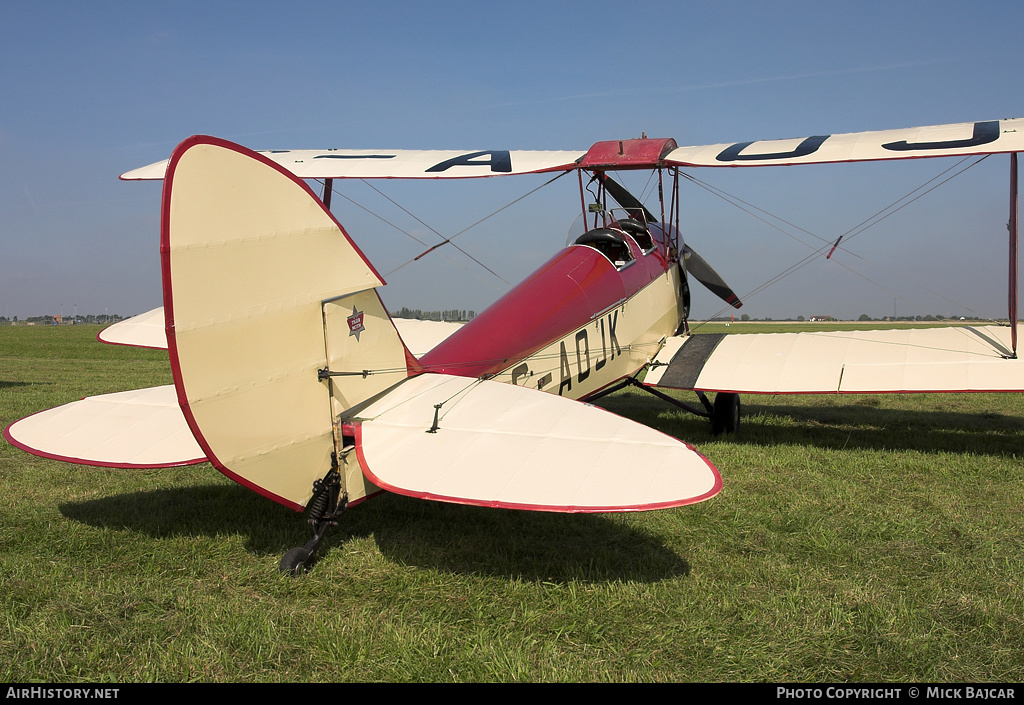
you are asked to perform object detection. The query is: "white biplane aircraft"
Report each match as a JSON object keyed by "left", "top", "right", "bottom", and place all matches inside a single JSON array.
[{"left": 6, "top": 119, "right": 1024, "bottom": 574}]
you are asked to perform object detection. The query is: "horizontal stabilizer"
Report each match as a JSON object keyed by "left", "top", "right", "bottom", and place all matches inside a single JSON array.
[
  {"left": 347, "top": 373, "right": 721, "bottom": 512},
  {"left": 3, "top": 386, "right": 206, "bottom": 468},
  {"left": 646, "top": 325, "right": 1024, "bottom": 394}
]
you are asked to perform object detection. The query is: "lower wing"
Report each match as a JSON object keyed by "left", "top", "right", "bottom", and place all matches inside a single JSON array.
[
  {"left": 97, "top": 307, "right": 462, "bottom": 359},
  {"left": 646, "top": 325, "right": 1024, "bottom": 394}
]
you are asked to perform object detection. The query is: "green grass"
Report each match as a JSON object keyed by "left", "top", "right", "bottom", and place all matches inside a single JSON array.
[{"left": 1, "top": 323, "right": 1022, "bottom": 682}]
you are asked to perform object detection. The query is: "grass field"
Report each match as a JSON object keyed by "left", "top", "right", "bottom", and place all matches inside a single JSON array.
[{"left": 1, "top": 322, "right": 1022, "bottom": 682}]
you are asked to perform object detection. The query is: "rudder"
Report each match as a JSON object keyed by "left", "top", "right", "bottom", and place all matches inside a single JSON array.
[{"left": 162, "top": 136, "right": 414, "bottom": 509}]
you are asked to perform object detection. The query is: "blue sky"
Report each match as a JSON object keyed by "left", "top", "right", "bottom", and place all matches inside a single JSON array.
[{"left": 2, "top": 0, "right": 1023, "bottom": 321}]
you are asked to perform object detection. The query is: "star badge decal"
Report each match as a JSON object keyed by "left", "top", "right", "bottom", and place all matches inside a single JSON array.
[{"left": 347, "top": 306, "right": 365, "bottom": 341}]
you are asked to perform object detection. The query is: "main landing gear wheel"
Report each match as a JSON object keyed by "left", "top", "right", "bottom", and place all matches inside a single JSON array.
[
  {"left": 711, "top": 392, "right": 740, "bottom": 435},
  {"left": 679, "top": 267, "right": 691, "bottom": 321}
]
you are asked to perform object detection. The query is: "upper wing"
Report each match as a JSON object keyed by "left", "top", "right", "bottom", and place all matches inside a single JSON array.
[
  {"left": 97, "top": 307, "right": 463, "bottom": 359},
  {"left": 645, "top": 325, "right": 1024, "bottom": 394},
  {"left": 97, "top": 307, "right": 167, "bottom": 349},
  {"left": 665, "top": 118, "right": 1024, "bottom": 168},
  {"left": 119, "top": 119, "right": 1024, "bottom": 181},
  {"left": 121, "top": 148, "right": 584, "bottom": 181}
]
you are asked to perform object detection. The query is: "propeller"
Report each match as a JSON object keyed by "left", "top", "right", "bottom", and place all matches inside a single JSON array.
[
  {"left": 682, "top": 244, "right": 742, "bottom": 309},
  {"left": 595, "top": 173, "right": 743, "bottom": 309}
]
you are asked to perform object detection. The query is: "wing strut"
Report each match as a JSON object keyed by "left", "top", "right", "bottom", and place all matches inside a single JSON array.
[
  {"left": 322, "top": 178, "right": 333, "bottom": 210},
  {"left": 1010, "top": 153, "right": 1019, "bottom": 357}
]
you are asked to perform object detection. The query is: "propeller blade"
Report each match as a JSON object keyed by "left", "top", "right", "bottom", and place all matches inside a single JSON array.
[
  {"left": 595, "top": 173, "right": 744, "bottom": 310},
  {"left": 684, "top": 245, "right": 743, "bottom": 309},
  {"left": 596, "top": 172, "right": 656, "bottom": 223}
]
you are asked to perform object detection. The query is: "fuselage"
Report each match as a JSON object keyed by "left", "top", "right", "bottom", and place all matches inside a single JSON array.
[{"left": 419, "top": 221, "right": 685, "bottom": 400}]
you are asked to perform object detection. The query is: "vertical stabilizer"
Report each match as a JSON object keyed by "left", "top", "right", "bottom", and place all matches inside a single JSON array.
[{"left": 162, "top": 136, "right": 414, "bottom": 510}]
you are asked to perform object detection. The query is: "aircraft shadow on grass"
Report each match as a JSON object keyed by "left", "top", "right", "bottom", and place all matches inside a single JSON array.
[
  {"left": 59, "top": 485, "right": 691, "bottom": 583},
  {"left": 0, "top": 380, "right": 35, "bottom": 390},
  {"left": 55, "top": 387, "right": 1019, "bottom": 579}
]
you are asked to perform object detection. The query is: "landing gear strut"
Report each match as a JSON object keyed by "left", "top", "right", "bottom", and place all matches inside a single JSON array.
[
  {"left": 279, "top": 464, "right": 347, "bottom": 576},
  {"left": 585, "top": 374, "right": 741, "bottom": 435}
]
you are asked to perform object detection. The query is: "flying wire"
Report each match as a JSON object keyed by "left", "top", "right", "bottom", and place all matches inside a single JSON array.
[
  {"left": 316, "top": 179, "right": 508, "bottom": 293},
  {"left": 404, "top": 169, "right": 572, "bottom": 265},
  {"left": 329, "top": 339, "right": 664, "bottom": 379},
  {"left": 682, "top": 154, "right": 993, "bottom": 325},
  {"left": 358, "top": 179, "right": 512, "bottom": 286}
]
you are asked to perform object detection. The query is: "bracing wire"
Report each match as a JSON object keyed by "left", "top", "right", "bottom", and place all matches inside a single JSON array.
[
  {"left": 315, "top": 179, "right": 508, "bottom": 293},
  {"left": 682, "top": 155, "right": 993, "bottom": 325},
  {"left": 359, "top": 179, "right": 512, "bottom": 286},
  {"left": 404, "top": 169, "right": 572, "bottom": 267}
]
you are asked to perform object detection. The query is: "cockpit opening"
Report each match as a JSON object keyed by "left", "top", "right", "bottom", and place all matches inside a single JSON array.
[
  {"left": 574, "top": 228, "right": 634, "bottom": 269},
  {"left": 616, "top": 218, "right": 655, "bottom": 252}
]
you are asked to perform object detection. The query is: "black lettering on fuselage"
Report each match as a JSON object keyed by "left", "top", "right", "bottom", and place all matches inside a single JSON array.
[
  {"left": 595, "top": 319, "right": 607, "bottom": 371},
  {"left": 882, "top": 120, "right": 1000, "bottom": 152},
  {"left": 426, "top": 150, "right": 513, "bottom": 173},
  {"left": 607, "top": 310, "right": 621, "bottom": 358},
  {"left": 716, "top": 135, "right": 830, "bottom": 162},
  {"left": 511, "top": 363, "right": 529, "bottom": 386},
  {"left": 575, "top": 330, "right": 591, "bottom": 383},
  {"left": 554, "top": 310, "right": 622, "bottom": 396},
  {"left": 558, "top": 342, "right": 572, "bottom": 395}
]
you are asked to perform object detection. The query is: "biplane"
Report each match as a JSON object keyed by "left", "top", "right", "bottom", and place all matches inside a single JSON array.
[{"left": 6, "top": 119, "right": 1024, "bottom": 574}]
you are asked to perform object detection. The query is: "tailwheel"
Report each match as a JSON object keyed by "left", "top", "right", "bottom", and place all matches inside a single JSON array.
[
  {"left": 279, "top": 465, "right": 347, "bottom": 576},
  {"left": 711, "top": 392, "right": 740, "bottom": 435},
  {"left": 280, "top": 545, "right": 315, "bottom": 577}
]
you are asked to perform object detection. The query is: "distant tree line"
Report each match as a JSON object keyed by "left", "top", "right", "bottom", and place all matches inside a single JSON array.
[
  {"left": 0, "top": 314, "right": 126, "bottom": 325},
  {"left": 857, "top": 314, "right": 982, "bottom": 322},
  {"left": 391, "top": 307, "right": 476, "bottom": 322},
  {"left": 701, "top": 314, "right": 987, "bottom": 323}
]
